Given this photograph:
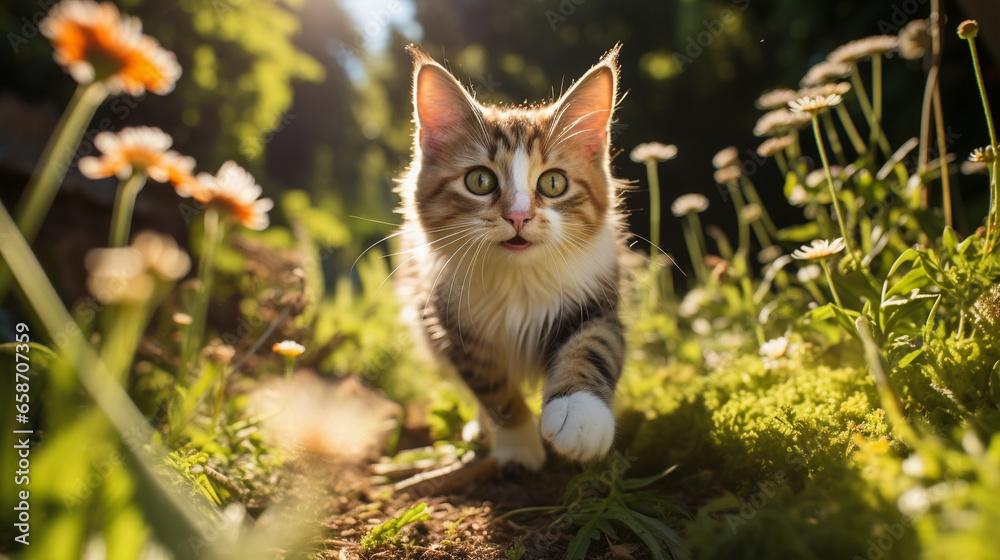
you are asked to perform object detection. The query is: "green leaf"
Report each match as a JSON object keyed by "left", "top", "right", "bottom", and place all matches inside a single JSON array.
[
  {"left": 942, "top": 226, "right": 960, "bottom": 255},
  {"left": 897, "top": 349, "right": 924, "bottom": 368},
  {"left": 922, "top": 295, "right": 942, "bottom": 336},
  {"left": 777, "top": 222, "right": 822, "bottom": 242},
  {"left": 605, "top": 508, "right": 669, "bottom": 560},
  {"left": 620, "top": 464, "right": 678, "bottom": 491},
  {"left": 884, "top": 268, "right": 932, "bottom": 300},
  {"left": 564, "top": 512, "right": 603, "bottom": 560},
  {"left": 886, "top": 248, "right": 920, "bottom": 278},
  {"left": 957, "top": 234, "right": 976, "bottom": 255},
  {"left": 360, "top": 502, "right": 430, "bottom": 553},
  {"left": 807, "top": 303, "right": 860, "bottom": 334}
]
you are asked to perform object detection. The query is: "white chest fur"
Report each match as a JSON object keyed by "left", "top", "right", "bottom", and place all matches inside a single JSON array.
[{"left": 440, "top": 223, "right": 619, "bottom": 379}]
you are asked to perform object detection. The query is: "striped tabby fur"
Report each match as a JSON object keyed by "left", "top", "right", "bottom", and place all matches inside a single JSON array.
[{"left": 395, "top": 46, "right": 626, "bottom": 469}]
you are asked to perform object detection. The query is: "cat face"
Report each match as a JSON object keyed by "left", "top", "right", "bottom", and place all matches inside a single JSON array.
[{"left": 401, "top": 47, "right": 621, "bottom": 265}]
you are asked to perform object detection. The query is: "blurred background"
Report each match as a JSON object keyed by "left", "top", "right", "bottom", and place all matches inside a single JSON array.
[{"left": 1, "top": 0, "right": 997, "bottom": 287}]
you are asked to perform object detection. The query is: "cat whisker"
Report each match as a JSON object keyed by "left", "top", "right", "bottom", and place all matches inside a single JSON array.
[
  {"left": 547, "top": 236, "right": 589, "bottom": 326},
  {"left": 445, "top": 233, "right": 489, "bottom": 352},
  {"left": 419, "top": 230, "right": 481, "bottom": 332},
  {"left": 373, "top": 227, "right": 479, "bottom": 296},
  {"left": 543, "top": 102, "right": 572, "bottom": 146},
  {"left": 626, "top": 233, "right": 686, "bottom": 275},
  {"left": 546, "top": 107, "right": 610, "bottom": 149},
  {"left": 549, "top": 126, "right": 600, "bottom": 153},
  {"left": 462, "top": 235, "right": 492, "bottom": 337},
  {"left": 544, "top": 243, "right": 567, "bottom": 322},
  {"left": 469, "top": 107, "right": 493, "bottom": 152},
  {"left": 352, "top": 221, "right": 478, "bottom": 273},
  {"left": 382, "top": 224, "right": 480, "bottom": 259},
  {"left": 352, "top": 230, "right": 409, "bottom": 275},
  {"left": 558, "top": 230, "right": 631, "bottom": 326},
  {"left": 349, "top": 215, "right": 401, "bottom": 227}
]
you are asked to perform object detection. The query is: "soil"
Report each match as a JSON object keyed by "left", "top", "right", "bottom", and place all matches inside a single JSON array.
[
  {"left": 312, "top": 458, "right": 583, "bottom": 560},
  {"left": 245, "top": 376, "right": 660, "bottom": 560}
]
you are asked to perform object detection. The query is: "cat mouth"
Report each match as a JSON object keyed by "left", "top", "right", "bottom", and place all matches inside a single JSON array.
[{"left": 501, "top": 234, "right": 532, "bottom": 251}]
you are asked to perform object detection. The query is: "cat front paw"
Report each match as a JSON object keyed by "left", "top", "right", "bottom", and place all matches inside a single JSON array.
[
  {"left": 541, "top": 392, "right": 615, "bottom": 462},
  {"left": 492, "top": 416, "right": 546, "bottom": 471}
]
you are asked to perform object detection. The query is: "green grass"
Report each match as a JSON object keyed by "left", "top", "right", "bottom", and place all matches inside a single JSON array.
[{"left": 3, "top": 3, "right": 1000, "bottom": 559}]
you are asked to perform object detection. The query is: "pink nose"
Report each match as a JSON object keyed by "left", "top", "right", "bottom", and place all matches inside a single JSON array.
[{"left": 505, "top": 211, "right": 533, "bottom": 233}]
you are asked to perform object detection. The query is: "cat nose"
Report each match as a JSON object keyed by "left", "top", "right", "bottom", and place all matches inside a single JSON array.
[{"left": 505, "top": 211, "right": 533, "bottom": 233}]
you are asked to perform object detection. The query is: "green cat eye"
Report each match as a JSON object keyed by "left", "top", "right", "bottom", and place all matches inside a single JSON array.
[
  {"left": 537, "top": 169, "right": 568, "bottom": 198},
  {"left": 464, "top": 167, "right": 498, "bottom": 195}
]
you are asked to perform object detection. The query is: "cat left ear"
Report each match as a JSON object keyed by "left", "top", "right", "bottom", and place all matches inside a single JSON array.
[
  {"left": 551, "top": 45, "right": 620, "bottom": 159},
  {"left": 409, "top": 46, "right": 480, "bottom": 157}
]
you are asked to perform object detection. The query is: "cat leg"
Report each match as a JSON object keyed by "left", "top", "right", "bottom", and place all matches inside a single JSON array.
[
  {"left": 464, "top": 378, "right": 545, "bottom": 470},
  {"left": 541, "top": 316, "right": 622, "bottom": 462}
]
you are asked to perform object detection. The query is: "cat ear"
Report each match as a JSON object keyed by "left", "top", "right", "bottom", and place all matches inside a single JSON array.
[
  {"left": 551, "top": 45, "right": 620, "bottom": 159},
  {"left": 409, "top": 47, "right": 480, "bottom": 156}
]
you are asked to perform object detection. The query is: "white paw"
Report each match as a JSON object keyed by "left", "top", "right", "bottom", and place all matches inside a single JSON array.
[
  {"left": 491, "top": 416, "right": 546, "bottom": 471},
  {"left": 541, "top": 392, "right": 615, "bottom": 463},
  {"left": 461, "top": 418, "right": 491, "bottom": 445}
]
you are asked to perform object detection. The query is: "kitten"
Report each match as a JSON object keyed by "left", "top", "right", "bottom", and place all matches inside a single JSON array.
[{"left": 395, "top": 46, "right": 626, "bottom": 470}]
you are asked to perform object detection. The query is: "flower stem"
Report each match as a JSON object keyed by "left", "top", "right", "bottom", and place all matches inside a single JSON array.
[
  {"left": 645, "top": 160, "right": 662, "bottom": 254},
  {"left": 849, "top": 63, "right": 892, "bottom": 158},
  {"left": 180, "top": 208, "right": 225, "bottom": 382},
  {"left": 211, "top": 362, "right": 228, "bottom": 428},
  {"left": 965, "top": 35, "right": 999, "bottom": 252},
  {"left": 965, "top": 37, "right": 998, "bottom": 150},
  {"left": 835, "top": 104, "right": 867, "bottom": 155},
  {"left": 873, "top": 55, "right": 883, "bottom": 124},
  {"left": 682, "top": 215, "right": 707, "bottom": 283},
  {"left": 109, "top": 172, "right": 147, "bottom": 247},
  {"left": 726, "top": 181, "right": 750, "bottom": 256},
  {"left": 645, "top": 160, "right": 663, "bottom": 299},
  {"left": 15, "top": 82, "right": 107, "bottom": 243},
  {"left": 774, "top": 149, "right": 790, "bottom": 177},
  {"left": 990, "top": 159, "right": 1000, "bottom": 254},
  {"left": 749, "top": 217, "right": 772, "bottom": 249},
  {"left": 0, "top": 82, "right": 106, "bottom": 301},
  {"left": 919, "top": 7, "right": 943, "bottom": 173},
  {"left": 822, "top": 260, "right": 844, "bottom": 307},
  {"left": 821, "top": 111, "right": 846, "bottom": 165},
  {"left": 810, "top": 115, "right": 856, "bottom": 258},
  {"left": 918, "top": 66, "right": 938, "bottom": 174},
  {"left": 931, "top": 86, "right": 953, "bottom": 229},
  {"left": 802, "top": 277, "right": 828, "bottom": 304},
  {"left": 741, "top": 179, "right": 778, "bottom": 237}
]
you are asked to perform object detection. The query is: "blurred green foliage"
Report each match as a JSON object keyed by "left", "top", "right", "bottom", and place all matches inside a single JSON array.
[{"left": 2, "top": 0, "right": 1000, "bottom": 559}]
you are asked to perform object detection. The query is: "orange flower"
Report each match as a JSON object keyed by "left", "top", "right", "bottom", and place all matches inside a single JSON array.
[
  {"left": 272, "top": 340, "right": 305, "bottom": 358},
  {"left": 41, "top": 0, "right": 181, "bottom": 95},
  {"left": 78, "top": 126, "right": 194, "bottom": 188},
  {"left": 193, "top": 161, "right": 274, "bottom": 231}
]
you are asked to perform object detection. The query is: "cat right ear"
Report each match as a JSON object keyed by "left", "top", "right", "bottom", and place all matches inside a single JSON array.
[{"left": 409, "top": 47, "right": 479, "bottom": 157}]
